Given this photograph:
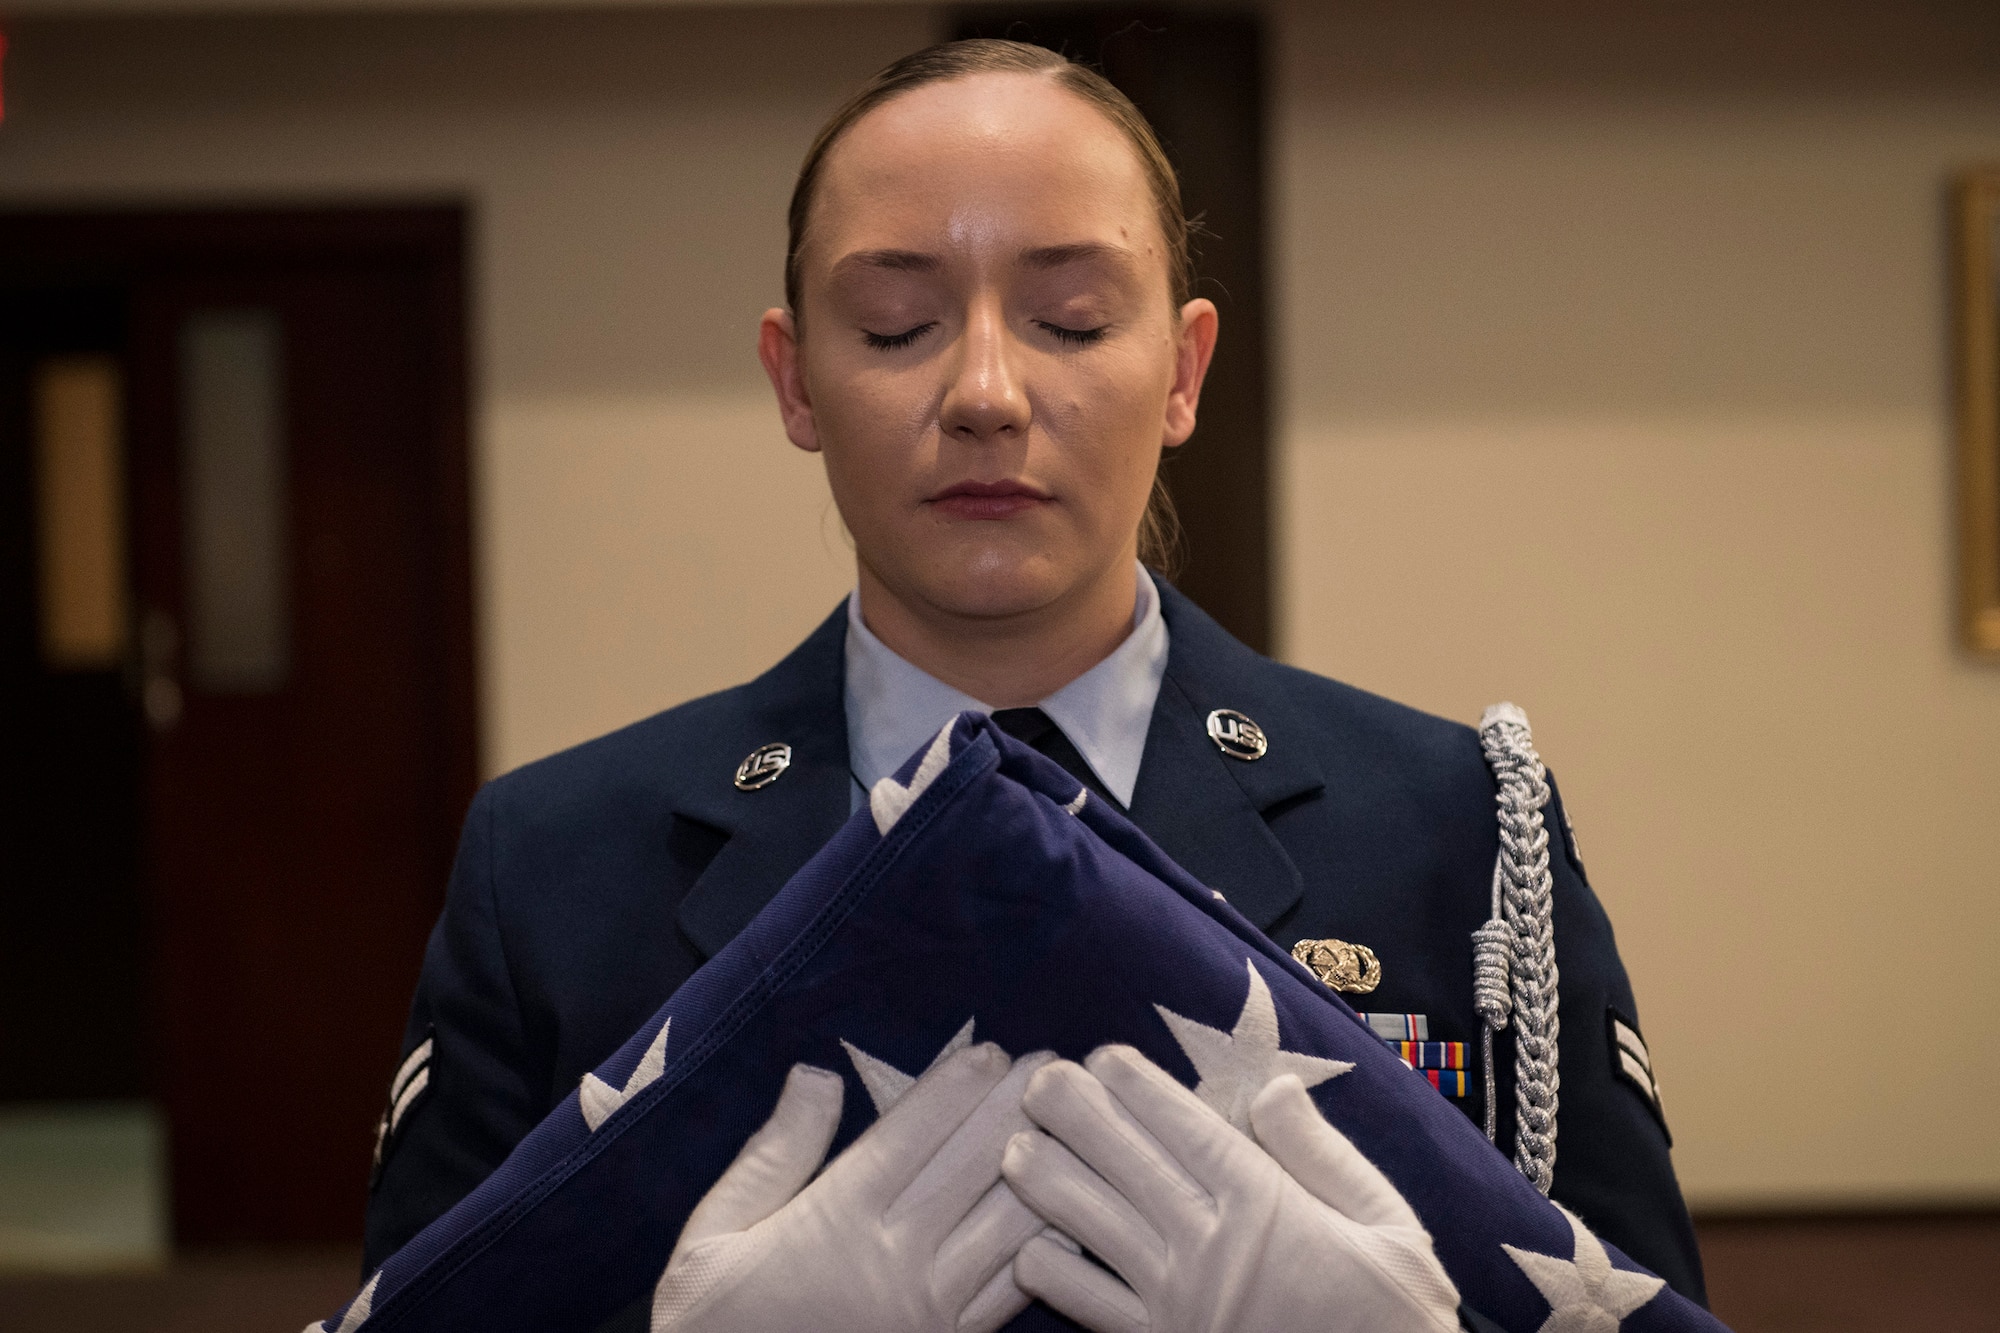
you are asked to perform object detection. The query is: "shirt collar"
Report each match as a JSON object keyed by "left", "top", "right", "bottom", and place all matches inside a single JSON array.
[{"left": 843, "top": 565, "right": 1169, "bottom": 808}]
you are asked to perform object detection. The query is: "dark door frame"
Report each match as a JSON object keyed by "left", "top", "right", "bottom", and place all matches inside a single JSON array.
[
  {"left": 0, "top": 203, "right": 477, "bottom": 1241},
  {"left": 0, "top": 201, "right": 479, "bottom": 873},
  {"left": 0, "top": 200, "right": 478, "bottom": 837}
]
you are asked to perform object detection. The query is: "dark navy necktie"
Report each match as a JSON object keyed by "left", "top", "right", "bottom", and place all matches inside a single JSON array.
[{"left": 988, "top": 707, "right": 1114, "bottom": 806}]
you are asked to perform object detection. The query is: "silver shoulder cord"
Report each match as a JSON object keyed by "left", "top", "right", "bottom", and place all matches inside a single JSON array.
[{"left": 1471, "top": 702, "right": 1560, "bottom": 1195}]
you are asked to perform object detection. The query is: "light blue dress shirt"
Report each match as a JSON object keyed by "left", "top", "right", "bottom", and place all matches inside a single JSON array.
[{"left": 844, "top": 565, "right": 1170, "bottom": 810}]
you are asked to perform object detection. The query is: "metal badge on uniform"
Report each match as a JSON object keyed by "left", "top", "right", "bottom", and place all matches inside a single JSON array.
[
  {"left": 733, "top": 742, "right": 792, "bottom": 791},
  {"left": 1608, "top": 1007, "right": 1671, "bottom": 1142},
  {"left": 1291, "top": 936, "right": 1380, "bottom": 994},
  {"left": 1206, "top": 708, "right": 1267, "bottom": 761}
]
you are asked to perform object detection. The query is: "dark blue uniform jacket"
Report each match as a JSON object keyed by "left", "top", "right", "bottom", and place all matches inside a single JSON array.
[{"left": 365, "top": 579, "right": 1706, "bottom": 1308}]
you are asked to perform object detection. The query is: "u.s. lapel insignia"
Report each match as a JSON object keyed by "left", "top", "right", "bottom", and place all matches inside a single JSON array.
[
  {"left": 1206, "top": 708, "right": 1268, "bottom": 760},
  {"left": 1291, "top": 937, "right": 1382, "bottom": 994},
  {"left": 733, "top": 742, "right": 792, "bottom": 791}
]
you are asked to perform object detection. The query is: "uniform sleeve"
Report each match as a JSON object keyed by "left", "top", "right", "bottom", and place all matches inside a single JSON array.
[
  {"left": 363, "top": 781, "right": 544, "bottom": 1272},
  {"left": 1540, "top": 772, "right": 1708, "bottom": 1306}
]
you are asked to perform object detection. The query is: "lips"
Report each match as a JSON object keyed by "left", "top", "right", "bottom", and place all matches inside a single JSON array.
[{"left": 927, "top": 479, "right": 1052, "bottom": 521}]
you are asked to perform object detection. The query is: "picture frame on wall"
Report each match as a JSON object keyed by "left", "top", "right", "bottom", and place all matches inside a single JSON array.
[{"left": 1957, "top": 170, "right": 2000, "bottom": 658}]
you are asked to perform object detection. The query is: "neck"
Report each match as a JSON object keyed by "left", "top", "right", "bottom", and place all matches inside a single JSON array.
[{"left": 855, "top": 559, "right": 1140, "bottom": 709}]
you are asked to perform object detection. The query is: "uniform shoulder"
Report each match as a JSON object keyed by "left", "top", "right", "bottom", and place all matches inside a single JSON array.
[
  {"left": 477, "top": 601, "right": 849, "bottom": 830},
  {"left": 478, "top": 681, "right": 754, "bottom": 826},
  {"left": 1265, "top": 660, "right": 1478, "bottom": 764},
  {"left": 1253, "top": 659, "right": 1502, "bottom": 819}
]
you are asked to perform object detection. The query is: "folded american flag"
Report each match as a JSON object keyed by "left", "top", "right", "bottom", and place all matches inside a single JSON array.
[{"left": 318, "top": 712, "right": 1724, "bottom": 1333}]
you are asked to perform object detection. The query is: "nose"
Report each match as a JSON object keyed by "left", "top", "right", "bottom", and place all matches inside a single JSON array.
[{"left": 938, "top": 299, "right": 1029, "bottom": 443}]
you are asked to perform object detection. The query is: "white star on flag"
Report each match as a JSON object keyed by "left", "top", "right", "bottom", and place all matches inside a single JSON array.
[
  {"left": 870, "top": 722, "right": 956, "bottom": 834},
  {"left": 1503, "top": 1204, "right": 1666, "bottom": 1333},
  {"left": 1155, "top": 958, "right": 1353, "bottom": 1131},
  {"left": 841, "top": 1017, "right": 976, "bottom": 1114},
  {"left": 578, "top": 1017, "right": 671, "bottom": 1132}
]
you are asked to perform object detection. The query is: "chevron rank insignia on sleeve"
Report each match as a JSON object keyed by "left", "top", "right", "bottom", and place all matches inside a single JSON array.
[
  {"left": 1608, "top": 1008, "right": 1670, "bottom": 1143},
  {"left": 371, "top": 1028, "right": 434, "bottom": 1187}
]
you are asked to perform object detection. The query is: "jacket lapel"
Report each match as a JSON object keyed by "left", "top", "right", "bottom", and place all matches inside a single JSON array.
[
  {"left": 1129, "top": 581, "right": 1326, "bottom": 930},
  {"left": 675, "top": 580, "right": 1329, "bottom": 957},
  {"left": 674, "top": 606, "right": 854, "bottom": 959}
]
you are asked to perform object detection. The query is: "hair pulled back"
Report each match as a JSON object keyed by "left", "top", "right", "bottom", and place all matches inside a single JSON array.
[
  {"left": 785, "top": 38, "right": 1192, "bottom": 314},
  {"left": 784, "top": 38, "right": 1189, "bottom": 572}
]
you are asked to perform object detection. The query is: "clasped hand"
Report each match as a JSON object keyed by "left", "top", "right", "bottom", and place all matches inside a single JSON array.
[{"left": 653, "top": 1043, "right": 1460, "bottom": 1333}]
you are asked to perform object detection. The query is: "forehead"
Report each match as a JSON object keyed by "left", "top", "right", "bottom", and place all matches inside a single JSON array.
[{"left": 806, "top": 71, "right": 1162, "bottom": 265}]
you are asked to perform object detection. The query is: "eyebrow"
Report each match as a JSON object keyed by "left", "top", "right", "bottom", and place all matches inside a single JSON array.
[
  {"left": 826, "top": 242, "right": 1139, "bottom": 282},
  {"left": 1018, "top": 241, "right": 1137, "bottom": 271},
  {"left": 828, "top": 249, "right": 941, "bottom": 280}
]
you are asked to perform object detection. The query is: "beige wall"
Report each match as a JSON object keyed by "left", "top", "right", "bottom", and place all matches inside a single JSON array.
[
  {"left": 0, "top": 6, "right": 931, "bottom": 770},
  {"left": 1274, "top": 0, "right": 2000, "bottom": 1208},
  {"left": 4, "top": 0, "right": 1997, "bottom": 1210}
]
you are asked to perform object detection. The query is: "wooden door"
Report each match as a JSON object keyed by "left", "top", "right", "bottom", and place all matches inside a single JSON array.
[{"left": 0, "top": 208, "right": 477, "bottom": 1244}]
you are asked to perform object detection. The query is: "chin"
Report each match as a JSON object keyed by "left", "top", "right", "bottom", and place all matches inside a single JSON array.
[{"left": 909, "top": 548, "right": 1073, "bottom": 621}]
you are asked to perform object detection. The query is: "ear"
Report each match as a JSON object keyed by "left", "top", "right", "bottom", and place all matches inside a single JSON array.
[
  {"left": 1162, "top": 297, "right": 1219, "bottom": 449},
  {"left": 759, "top": 307, "right": 820, "bottom": 453}
]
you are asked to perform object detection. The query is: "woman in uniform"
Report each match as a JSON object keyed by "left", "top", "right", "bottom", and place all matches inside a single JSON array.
[{"left": 364, "top": 37, "right": 1704, "bottom": 1325}]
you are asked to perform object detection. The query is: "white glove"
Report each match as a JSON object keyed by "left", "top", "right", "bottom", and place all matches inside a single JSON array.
[
  {"left": 653, "top": 1043, "right": 1054, "bottom": 1333},
  {"left": 1002, "top": 1045, "right": 1462, "bottom": 1333}
]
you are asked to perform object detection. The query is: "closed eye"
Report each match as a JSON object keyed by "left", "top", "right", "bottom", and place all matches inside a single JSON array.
[
  {"left": 863, "top": 323, "right": 936, "bottom": 351},
  {"left": 1036, "top": 321, "right": 1108, "bottom": 347}
]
